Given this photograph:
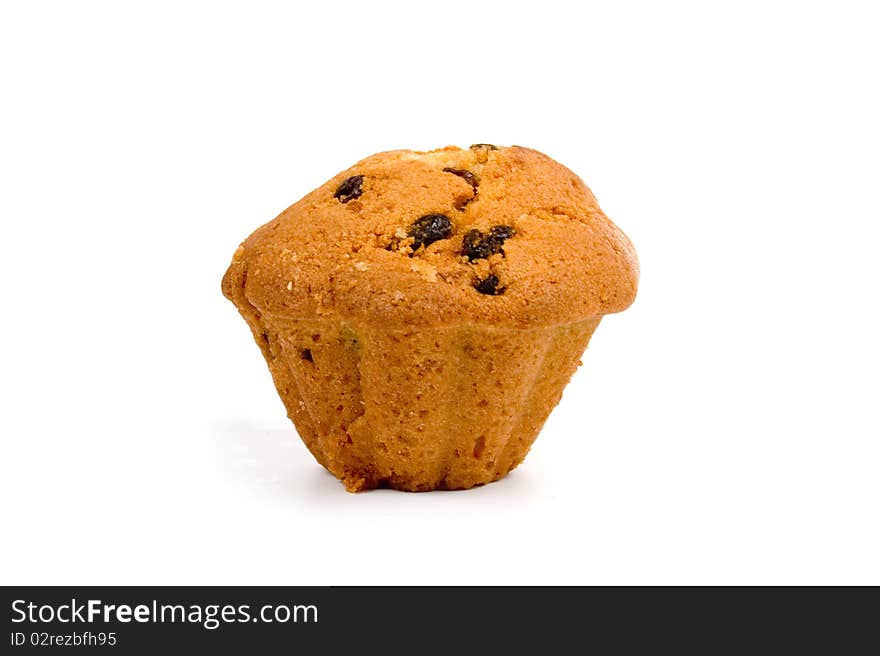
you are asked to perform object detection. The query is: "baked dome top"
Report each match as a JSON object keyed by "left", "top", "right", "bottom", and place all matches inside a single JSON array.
[{"left": 223, "top": 145, "right": 638, "bottom": 328}]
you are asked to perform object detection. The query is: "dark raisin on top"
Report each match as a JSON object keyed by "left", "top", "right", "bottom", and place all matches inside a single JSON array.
[
  {"left": 300, "top": 348, "right": 314, "bottom": 362},
  {"left": 443, "top": 167, "right": 479, "bottom": 211},
  {"left": 442, "top": 167, "right": 478, "bottom": 190},
  {"left": 461, "top": 225, "right": 516, "bottom": 261},
  {"left": 474, "top": 274, "right": 504, "bottom": 295},
  {"left": 488, "top": 225, "right": 515, "bottom": 241},
  {"left": 461, "top": 230, "right": 484, "bottom": 258},
  {"left": 469, "top": 143, "right": 498, "bottom": 150},
  {"left": 334, "top": 175, "right": 363, "bottom": 203},
  {"left": 407, "top": 214, "right": 453, "bottom": 251}
]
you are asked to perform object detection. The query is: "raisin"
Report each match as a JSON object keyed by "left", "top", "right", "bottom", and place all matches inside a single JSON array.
[
  {"left": 334, "top": 175, "right": 363, "bottom": 203},
  {"left": 488, "top": 225, "right": 515, "bottom": 241},
  {"left": 461, "top": 229, "right": 485, "bottom": 259},
  {"left": 461, "top": 225, "right": 516, "bottom": 261},
  {"left": 470, "top": 143, "right": 498, "bottom": 150},
  {"left": 407, "top": 214, "right": 453, "bottom": 251},
  {"left": 301, "top": 348, "right": 314, "bottom": 362},
  {"left": 442, "top": 167, "right": 478, "bottom": 190},
  {"left": 443, "top": 168, "right": 479, "bottom": 211},
  {"left": 474, "top": 275, "right": 504, "bottom": 295}
]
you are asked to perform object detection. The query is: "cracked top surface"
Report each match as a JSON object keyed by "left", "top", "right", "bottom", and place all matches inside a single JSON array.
[{"left": 222, "top": 145, "right": 639, "bottom": 328}]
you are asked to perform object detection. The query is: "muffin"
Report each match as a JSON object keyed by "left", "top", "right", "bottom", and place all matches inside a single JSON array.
[{"left": 222, "top": 144, "right": 638, "bottom": 491}]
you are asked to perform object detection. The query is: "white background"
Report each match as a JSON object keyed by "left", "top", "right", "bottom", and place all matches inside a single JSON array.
[{"left": 2, "top": 1, "right": 878, "bottom": 585}]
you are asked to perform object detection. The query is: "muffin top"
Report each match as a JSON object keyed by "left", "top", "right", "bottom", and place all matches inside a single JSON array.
[{"left": 222, "top": 145, "right": 638, "bottom": 328}]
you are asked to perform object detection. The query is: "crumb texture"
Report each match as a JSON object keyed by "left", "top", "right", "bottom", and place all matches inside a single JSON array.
[{"left": 222, "top": 145, "right": 638, "bottom": 491}]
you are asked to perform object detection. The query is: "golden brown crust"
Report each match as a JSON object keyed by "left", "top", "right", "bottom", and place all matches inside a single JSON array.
[
  {"left": 222, "top": 145, "right": 638, "bottom": 491},
  {"left": 222, "top": 145, "right": 638, "bottom": 329}
]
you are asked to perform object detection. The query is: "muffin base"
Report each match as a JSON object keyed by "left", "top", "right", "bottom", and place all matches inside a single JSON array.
[{"left": 237, "top": 309, "right": 600, "bottom": 492}]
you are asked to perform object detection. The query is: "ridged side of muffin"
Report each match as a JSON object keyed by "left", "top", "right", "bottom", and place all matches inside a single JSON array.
[{"left": 223, "top": 291, "right": 599, "bottom": 490}]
